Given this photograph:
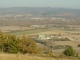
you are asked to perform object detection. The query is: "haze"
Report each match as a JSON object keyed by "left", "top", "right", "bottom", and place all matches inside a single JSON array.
[{"left": 0, "top": 0, "right": 80, "bottom": 9}]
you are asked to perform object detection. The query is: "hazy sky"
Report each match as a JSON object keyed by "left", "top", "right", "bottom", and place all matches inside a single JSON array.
[{"left": 0, "top": 0, "right": 80, "bottom": 9}]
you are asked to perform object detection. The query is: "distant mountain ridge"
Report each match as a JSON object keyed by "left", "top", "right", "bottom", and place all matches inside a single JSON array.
[
  {"left": 0, "top": 7, "right": 80, "bottom": 12},
  {"left": 0, "top": 7, "right": 80, "bottom": 18}
]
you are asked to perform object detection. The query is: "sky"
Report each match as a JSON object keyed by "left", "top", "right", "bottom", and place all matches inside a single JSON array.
[{"left": 0, "top": 0, "right": 80, "bottom": 9}]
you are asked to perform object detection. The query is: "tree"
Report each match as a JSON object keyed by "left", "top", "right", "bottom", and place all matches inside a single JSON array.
[{"left": 63, "top": 46, "right": 76, "bottom": 56}]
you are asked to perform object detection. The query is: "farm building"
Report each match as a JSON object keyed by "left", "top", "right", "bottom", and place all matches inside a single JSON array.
[{"left": 38, "top": 34, "right": 45, "bottom": 40}]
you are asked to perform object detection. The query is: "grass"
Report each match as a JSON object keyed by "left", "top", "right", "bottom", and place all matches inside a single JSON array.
[
  {"left": 0, "top": 53, "right": 79, "bottom": 60},
  {"left": 11, "top": 28, "right": 64, "bottom": 35},
  {"left": 11, "top": 29, "right": 50, "bottom": 35},
  {"left": 0, "top": 53, "right": 56, "bottom": 60},
  {"left": 60, "top": 28, "right": 80, "bottom": 32},
  {"left": 11, "top": 28, "right": 80, "bottom": 36}
]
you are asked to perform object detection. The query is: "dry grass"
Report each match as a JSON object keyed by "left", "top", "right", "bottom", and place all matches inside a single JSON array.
[
  {"left": 0, "top": 53, "right": 79, "bottom": 60},
  {"left": 52, "top": 41, "right": 80, "bottom": 47},
  {"left": 0, "top": 53, "right": 56, "bottom": 60},
  {"left": 52, "top": 41, "right": 80, "bottom": 54},
  {"left": 0, "top": 26, "right": 34, "bottom": 32}
]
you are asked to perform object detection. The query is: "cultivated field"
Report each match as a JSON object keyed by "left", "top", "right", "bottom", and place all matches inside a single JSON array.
[
  {"left": 52, "top": 41, "right": 80, "bottom": 54},
  {"left": 0, "top": 26, "right": 34, "bottom": 32},
  {"left": 11, "top": 28, "right": 50, "bottom": 35}
]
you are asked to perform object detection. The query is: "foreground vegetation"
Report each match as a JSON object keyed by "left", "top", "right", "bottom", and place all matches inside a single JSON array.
[
  {"left": 0, "top": 53, "right": 79, "bottom": 60},
  {"left": 0, "top": 54, "right": 55, "bottom": 60},
  {"left": 0, "top": 31, "right": 80, "bottom": 60},
  {"left": 0, "top": 31, "right": 38, "bottom": 54}
]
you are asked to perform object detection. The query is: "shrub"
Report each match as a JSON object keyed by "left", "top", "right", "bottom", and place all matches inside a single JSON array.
[
  {"left": 46, "top": 50, "right": 54, "bottom": 57},
  {"left": 2, "top": 34, "right": 21, "bottom": 53},
  {"left": 0, "top": 31, "right": 38, "bottom": 54},
  {"left": 63, "top": 46, "right": 76, "bottom": 56},
  {"left": 18, "top": 35, "right": 38, "bottom": 54},
  {"left": 78, "top": 44, "right": 80, "bottom": 47}
]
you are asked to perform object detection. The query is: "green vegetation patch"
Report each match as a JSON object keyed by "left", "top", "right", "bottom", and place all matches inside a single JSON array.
[
  {"left": 49, "top": 45, "right": 71, "bottom": 50},
  {"left": 61, "top": 28, "right": 80, "bottom": 32},
  {"left": 0, "top": 31, "right": 38, "bottom": 54},
  {"left": 11, "top": 29, "right": 49, "bottom": 35}
]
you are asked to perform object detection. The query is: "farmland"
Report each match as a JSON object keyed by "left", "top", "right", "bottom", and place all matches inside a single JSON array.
[
  {"left": 10, "top": 28, "right": 80, "bottom": 41},
  {"left": 0, "top": 7, "right": 80, "bottom": 60},
  {"left": 4, "top": 27, "right": 79, "bottom": 54}
]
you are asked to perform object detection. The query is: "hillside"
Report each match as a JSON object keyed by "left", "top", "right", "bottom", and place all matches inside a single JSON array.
[
  {"left": 0, "top": 53, "right": 79, "bottom": 60},
  {"left": 0, "top": 54, "right": 55, "bottom": 60}
]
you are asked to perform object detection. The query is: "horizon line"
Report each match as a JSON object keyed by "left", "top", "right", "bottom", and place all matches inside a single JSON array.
[{"left": 0, "top": 7, "right": 80, "bottom": 9}]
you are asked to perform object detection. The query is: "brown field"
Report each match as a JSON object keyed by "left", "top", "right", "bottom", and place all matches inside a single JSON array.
[
  {"left": 52, "top": 41, "right": 79, "bottom": 47},
  {"left": 0, "top": 26, "right": 34, "bottom": 32},
  {"left": 52, "top": 41, "right": 80, "bottom": 54}
]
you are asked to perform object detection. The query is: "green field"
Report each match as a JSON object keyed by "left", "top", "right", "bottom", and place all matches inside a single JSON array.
[
  {"left": 11, "top": 28, "right": 80, "bottom": 36},
  {"left": 61, "top": 28, "right": 80, "bottom": 31},
  {"left": 11, "top": 29, "right": 51, "bottom": 35}
]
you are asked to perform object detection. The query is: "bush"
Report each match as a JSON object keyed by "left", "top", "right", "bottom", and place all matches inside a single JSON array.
[
  {"left": 19, "top": 35, "right": 38, "bottom": 54},
  {"left": 2, "top": 34, "right": 21, "bottom": 53},
  {"left": 63, "top": 46, "right": 76, "bottom": 56},
  {"left": 46, "top": 50, "right": 54, "bottom": 57},
  {"left": 0, "top": 31, "right": 38, "bottom": 54},
  {"left": 78, "top": 44, "right": 80, "bottom": 47}
]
